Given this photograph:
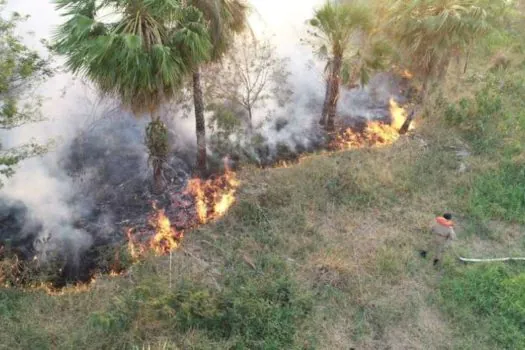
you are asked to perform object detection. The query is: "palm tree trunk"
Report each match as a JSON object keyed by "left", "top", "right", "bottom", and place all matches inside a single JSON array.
[
  {"left": 146, "top": 111, "right": 166, "bottom": 194},
  {"left": 320, "top": 78, "right": 330, "bottom": 126},
  {"left": 193, "top": 67, "right": 207, "bottom": 176},
  {"left": 153, "top": 158, "right": 164, "bottom": 194},
  {"left": 326, "top": 55, "right": 343, "bottom": 132}
]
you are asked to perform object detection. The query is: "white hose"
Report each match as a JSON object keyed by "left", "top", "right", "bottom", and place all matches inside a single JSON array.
[
  {"left": 458, "top": 257, "right": 525, "bottom": 262},
  {"left": 451, "top": 246, "right": 525, "bottom": 263}
]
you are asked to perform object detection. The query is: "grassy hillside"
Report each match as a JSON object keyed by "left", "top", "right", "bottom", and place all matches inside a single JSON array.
[{"left": 2, "top": 58, "right": 525, "bottom": 350}]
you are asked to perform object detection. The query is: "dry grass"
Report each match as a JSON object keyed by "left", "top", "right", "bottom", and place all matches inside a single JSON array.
[
  {"left": 3, "top": 130, "right": 520, "bottom": 349},
  {"left": 2, "top": 74, "right": 525, "bottom": 348}
]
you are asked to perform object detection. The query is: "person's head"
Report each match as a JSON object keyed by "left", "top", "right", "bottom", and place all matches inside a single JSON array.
[{"left": 443, "top": 213, "right": 452, "bottom": 220}]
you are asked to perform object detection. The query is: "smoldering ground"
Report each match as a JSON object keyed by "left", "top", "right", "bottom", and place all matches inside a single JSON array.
[
  {"left": 0, "top": 0, "right": 410, "bottom": 286},
  {"left": 0, "top": 104, "right": 197, "bottom": 285}
]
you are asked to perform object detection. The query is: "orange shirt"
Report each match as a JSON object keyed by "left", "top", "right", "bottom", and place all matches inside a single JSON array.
[{"left": 436, "top": 217, "right": 454, "bottom": 228}]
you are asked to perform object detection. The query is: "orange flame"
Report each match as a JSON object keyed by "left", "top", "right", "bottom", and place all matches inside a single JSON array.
[
  {"left": 126, "top": 165, "right": 238, "bottom": 259},
  {"left": 187, "top": 166, "right": 240, "bottom": 224},
  {"left": 329, "top": 97, "right": 414, "bottom": 151},
  {"left": 148, "top": 203, "right": 182, "bottom": 255},
  {"left": 389, "top": 98, "right": 407, "bottom": 131},
  {"left": 126, "top": 204, "right": 183, "bottom": 260},
  {"left": 401, "top": 69, "right": 413, "bottom": 79},
  {"left": 28, "top": 277, "right": 96, "bottom": 296}
]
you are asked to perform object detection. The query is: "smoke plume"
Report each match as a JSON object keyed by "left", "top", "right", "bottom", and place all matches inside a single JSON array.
[{"left": 0, "top": 0, "right": 406, "bottom": 284}]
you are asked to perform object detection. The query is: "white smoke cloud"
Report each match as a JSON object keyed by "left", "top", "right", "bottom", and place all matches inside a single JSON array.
[{"left": 0, "top": 0, "right": 403, "bottom": 275}]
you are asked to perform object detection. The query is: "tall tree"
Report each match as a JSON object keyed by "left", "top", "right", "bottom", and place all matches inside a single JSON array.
[
  {"left": 387, "top": 0, "right": 510, "bottom": 133},
  {"left": 204, "top": 32, "right": 292, "bottom": 132},
  {"left": 388, "top": 0, "right": 499, "bottom": 99},
  {"left": 0, "top": 1, "right": 53, "bottom": 184},
  {"left": 187, "top": 0, "right": 249, "bottom": 175},
  {"left": 53, "top": 0, "right": 211, "bottom": 192},
  {"left": 306, "top": 1, "right": 382, "bottom": 132}
]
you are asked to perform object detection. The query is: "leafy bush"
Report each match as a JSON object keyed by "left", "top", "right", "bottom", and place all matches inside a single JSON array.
[{"left": 440, "top": 264, "right": 525, "bottom": 349}]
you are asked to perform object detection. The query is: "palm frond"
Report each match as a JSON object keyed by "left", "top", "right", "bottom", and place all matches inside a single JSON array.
[
  {"left": 189, "top": 0, "right": 250, "bottom": 60},
  {"left": 387, "top": 0, "right": 507, "bottom": 80},
  {"left": 53, "top": 0, "right": 213, "bottom": 115}
]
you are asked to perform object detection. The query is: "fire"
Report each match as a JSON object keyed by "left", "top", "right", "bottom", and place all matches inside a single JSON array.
[
  {"left": 126, "top": 166, "right": 238, "bottom": 259},
  {"left": 389, "top": 98, "right": 407, "bottom": 131},
  {"left": 126, "top": 227, "right": 145, "bottom": 260},
  {"left": 28, "top": 277, "right": 96, "bottom": 296},
  {"left": 329, "top": 97, "right": 414, "bottom": 151},
  {"left": 148, "top": 203, "right": 182, "bottom": 255},
  {"left": 126, "top": 205, "right": 183, "bottom": 260},
  {"left": 186, "top": 166, "right": 240, "bottom": 224},
  {"left": 401, "top": 69, "right": 413, "bottom": 79}
]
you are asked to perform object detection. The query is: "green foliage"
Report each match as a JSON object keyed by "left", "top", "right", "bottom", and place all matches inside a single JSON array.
[
  {"left": 387, "top": 0, "right": 509, "bottom": 87},
  {"left": 441, "top": 264, "right": 525, "bottom": 349},
  {"left": 207, "top": 102, "right": 244, "bottom": 157},
  {"left": 189, "top": 0, "right": 250, "bottom": 61},
  {"left": 0, "top": 2, "right": 52, "bottom": 128},
  {"left": 445, "top": 72, "right": 525, "bottom": 155},
  {"left": 53, "top": 0, "right": 212, "bottom": 114},
  {"left": 170, "top": 258, "right": 312, "bottom": 349},
  {"left": 146, "top": 118, "right": 169, "bottom": 163},
  {"left": 0, "top": 1, "right": 53, "bottom": 183},
  {"left": 444, "top": 89, "right": 505, "bottom": 153},
  {"left": 306, "top": 0, "right": 389, "bottom": 86}
]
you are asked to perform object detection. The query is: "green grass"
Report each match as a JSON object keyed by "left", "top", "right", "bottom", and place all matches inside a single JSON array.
[
  {"left": 2, "top": 52, "right": 525, "bottom": 349},
  {"left": 467, "top": 162, "right": 525, "bottom": 223},
  {"left": 440, "top": 263, "right": 525, "bottom": 349},
  {"left": 171, "top": 257, "right": 312, "bottom": 349}
]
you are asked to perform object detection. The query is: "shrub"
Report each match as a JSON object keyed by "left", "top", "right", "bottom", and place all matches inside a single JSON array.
[{"left": 169, "top": 258, "right": 312, "bottom": 349}]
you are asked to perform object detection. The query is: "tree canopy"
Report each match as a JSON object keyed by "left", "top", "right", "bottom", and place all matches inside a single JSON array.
[
  {"left": 0, "top": 0, "right": 53, "bottom": 181},
  {"left": 387, "top": 0, "right": 500, "bottom": 86},
  {"left": 53, "top": 0, "right": 212, "bottom": 116}
]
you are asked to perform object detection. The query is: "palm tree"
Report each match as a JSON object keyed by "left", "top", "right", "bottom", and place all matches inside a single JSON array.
[
  {"left": 307, "top": 1, "right": 381, "bottom": 132},
  {"left": 53, "top": 0, "right": 211, "bottom": 192},
  {"left": 388, "top": 0, "right": 494, "bottom": 101},
  {"left": 187, "top": 0, "right": 249, "bottom": 175},
  {"left": 387, "top": 0, "right": 508, "bottom": 133}
]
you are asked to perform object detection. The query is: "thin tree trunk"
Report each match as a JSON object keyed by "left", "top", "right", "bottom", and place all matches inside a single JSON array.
[
  {"left": 399, "top": 109, "right": 416, "bottom": 135},
  {"left": 326, "top": 55, "right": 343, "bottom": 132},
  {"left": 399, "top": 81, "right": 427, "bottom": 135},
  {"left": 153, "top": 159, "right": 164, "bottom": 194},
  {"left": 193, "top": 67, "right": 207, "bottom": 176},
  {"left": 320, "top": 78, "right": 330, "bottom": 126},
  {"left": 247, "top": 106, "right": 253, "bottom": 133},
  {"left": 147, "top": 111, "right": 165, "bottom": 194},
  {"left": 463, "top": 49, "right": 471, "bottom": 74}
]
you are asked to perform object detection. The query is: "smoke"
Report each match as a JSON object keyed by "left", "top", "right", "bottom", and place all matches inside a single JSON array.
[{"left": 0, "top": 0, "right": 405, "bottom": 282}]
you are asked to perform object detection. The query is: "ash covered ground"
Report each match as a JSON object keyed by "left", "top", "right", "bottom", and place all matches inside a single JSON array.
[
  {"left": 0, "top": 114, "right": 197, "bottom": 285},
  {"left": 0, "top": 72, "right": 411, "bottom": 287}
]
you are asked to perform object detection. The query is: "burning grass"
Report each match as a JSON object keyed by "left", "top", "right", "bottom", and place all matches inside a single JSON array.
[
  {"left": 328, "top": 98, "right": 414, "bottom": 151},
  {"left": 125, "top": 165, "right": 239, "bottom": 262},
  {"left": 0, "top": 98, "right": 413, "bottom": 291},
  {"left": 0, "top": 117, "right": 523, "bottom": 349}
]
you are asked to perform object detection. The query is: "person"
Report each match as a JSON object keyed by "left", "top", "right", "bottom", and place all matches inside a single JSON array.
[{"left": 420, "top": 213, "right": 457, "bottom": 266}]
